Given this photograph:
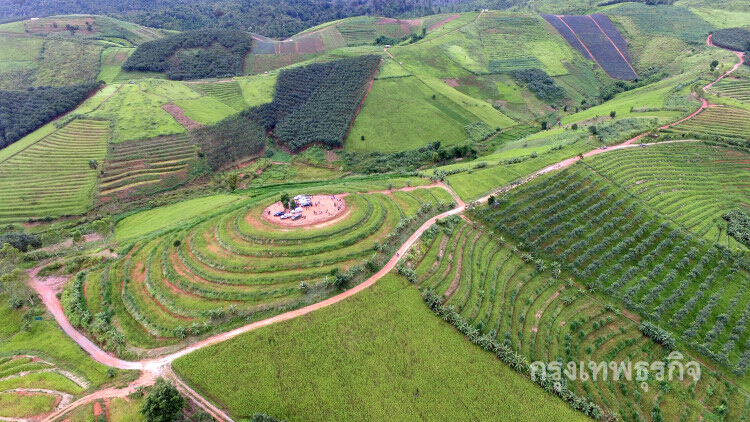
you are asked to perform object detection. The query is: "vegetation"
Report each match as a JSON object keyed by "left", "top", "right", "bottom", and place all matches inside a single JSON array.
[
  {"left": 173, "top": 274, "right": 589, "bottom": 421},
  {"left": 122, "top": 30, "right": 253, "bottom": 80},
  {"left": 0, "top": 83, "right": 98, "bottom": 150},
  {"left": 508, "top": 69, "right": 566, "bottom": 102},
  {"left": 251, "top": 55, "right": 380, "bottom": 152},
  {"left": 141, "top": 378, "right": 185, "bottom": 422},
  {"left": 723, "top": 209, "right": 750, "bottom": 247},
  {"left": 192, "top": 112, "right": 267, "bottom": 171},
  {"left": 710, "top": 28, "right": 750, "bottom": 57}
]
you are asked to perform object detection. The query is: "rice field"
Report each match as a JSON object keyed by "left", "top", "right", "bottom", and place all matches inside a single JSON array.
[
  {"left": 406, "top": 214, "right": 750, "bottom": 421},
  {"left": 78, "top": 187, "right": 454, "bottom": 350},
  {"left": 586, "top": 142, "right": 750, "bottom": 247},
  {"left": 99, "top": 134, "right": 197, "bottom": 198},
  {"left": 0, "top": 119, "right": 109, "bottom": 222}
]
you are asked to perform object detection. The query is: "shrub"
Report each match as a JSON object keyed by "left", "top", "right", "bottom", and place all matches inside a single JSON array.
[{"left": 508, "top": 68, "right": 566, "bottom": 102}]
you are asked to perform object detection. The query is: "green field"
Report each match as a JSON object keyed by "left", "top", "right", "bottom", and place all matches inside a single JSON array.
[
  {"left": 405, "top": 215, "right": 748, "bottom": 421},
  {"left": 0, "top": 119, "right": 109, "bottom": 222},
  {"left": 173, "top": 274, "right": 589, "bottom": 421},
  {"left": 670, "top": 105, "right": 750, "bottom": 140},
  {"left": 347, "top": 75, "right": 514, "bottom": 153}
]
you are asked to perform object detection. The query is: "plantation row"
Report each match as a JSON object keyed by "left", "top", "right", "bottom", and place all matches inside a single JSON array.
[
  {"left": 100, "top": 134, "right": 197, "bottom": 197},
  {"left": 586, "top": 143, "right": 750, "bottom": 247},
  {"left": 554, "top": 15, "right": 637, "bottom": 80},
  {"left": 0, "top": 119, "right": 109, "bottom": 223},
  {"left": 250, "top": 55, "right": 381, "bottom": 151},
  {"left": 194, "top": 81, "right": 248, "bottom": 111},
  {"left": 478, "top": 14, "right": 551, "bottom": 75},
  {"left": 407, "top": 217, "right": 748, "bottom": 421},
  {"left": 709, "top": 78, "right": 750, "bottom": 103},
  {"left": 69, "top": 188, "right": 455, "bottom": 350},
  {"left": 477, "top": 167, "right": 750, "bottom": 377},
  {"left": 669, "top": 106, "right": 750, "bottom": 141}
]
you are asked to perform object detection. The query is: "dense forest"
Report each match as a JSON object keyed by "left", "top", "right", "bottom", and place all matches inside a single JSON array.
[
  {"left": 251, "top": 55, "right": 381, "bottom": 151},
  {"left": 192, "top": 111, "right": 267, "bottom": 171},
  {"left": 711, "top": 28, "right": 750, "bottom": 65},
  {"left": 1, "top": 0, "right": 526, "bottom": 38},
  {"left": 508, "top": 68, "right": 566, "bottom": 102},
  {"left": 0, "top": 83, "right": 99, "bottom": 150},
  {"left": 122, "top": 30, "right": 252, "bottom": 80}
]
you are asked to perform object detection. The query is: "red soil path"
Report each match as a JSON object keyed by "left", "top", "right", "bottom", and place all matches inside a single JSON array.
[
  {"left": 428, "top": 14, "right": 461, "bottom": 31},
  {"left": 161, "top": 103, "right": 203, "bottom": 131},
  {"left": 29, "top": 33, "right": 746, "bottom": 422}
]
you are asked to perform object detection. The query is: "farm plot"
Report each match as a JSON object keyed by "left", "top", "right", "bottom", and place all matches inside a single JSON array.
[
  {"left": 76, "top": 188, "right": 451, "bottom": 350},
  {"left": 0, "top": 119, "right": 109, "bottom": 222},
  {"left": 478, "top": 167, "right": 750, "bottom": 379},
  {"left": 99, "top": 134, "right": 197, "bottom": 198},
  {"left": 477, "top": 13, "right": 575, "bottom": 76},
  {"left": 192, "top": 81, "right": 248, "bottom": 111},
  {"left": 586, "top": 143, "right": 750, "bottom": 246},
  {"left": 550, "top": 15, "right": 637, "bottom": 80},
  {"left": 606, "top": 3, "right": 714, "bottom": 46},
  {"left": 407, "top": 216, "right": 749, "bottom": 421},
  {"left": 710, "top": 78, "right": 750, "bottom": 103},
  {"left": 669, "top": 106, "right": 750, "bottom": 141},
  {"left": 173, "top": 274, "right": 590, "bottom": 422}
]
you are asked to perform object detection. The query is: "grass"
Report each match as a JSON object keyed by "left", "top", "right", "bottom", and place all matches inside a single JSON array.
[
  {"left": 586, "top": 142, "right": 750, "bottom": 247},
  {"left": 0, "top": 119, "right": 109, "bottom": 222},
  {"left": 173, "top": 274, "right": 589, "bottom": 421},
  {"left": 97, "top": 47, "right": 134, "bottom": 83},
  {"left": 115, "top": 194, "right": 244, "bottom": 242},
  {"left": 346, "top": 74, "right": 514, "bottom": 153},
  {"left": 173, "top": 96, "right": 239, "bottom": 124},
  {"left": 0, "top": 392, "right": 57, "bottom": 418},
  {"left": 236, "top": 74, "right": 277, "bottom": 107},
  {"left": 33, "top": 39, "right": 103, "bottom": 86}
]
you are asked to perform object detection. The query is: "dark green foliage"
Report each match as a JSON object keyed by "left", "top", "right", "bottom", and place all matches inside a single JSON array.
[
  {"left": 0, "top": 83, "right": 99, "bottom": 150},
  {"left": 373, "top": 31, "right": 425, "bottom": 46},
  {"left": 463, "top": 121, "right": 495, "bottom": 142},
  {"left": 723, "top": 209, "right": 750, "bottom": 247},
  {"left": 192, "top": 111, "right": 266, "bottom": 171},
  {"left": 341, "top": 141, "right": 477, "bottom": 173},
  {"left": 141, "top": 378, "right": 185, "bottom": 422},
  {"left": 711, "top": 28, "right": 750, "bottom": 53},
  {"left": 638, "top": 321, "right": 676, "bottom": 350},
  {"left": 0, "top": 232, "right": 41, "bottom": 252},
  {"left": 598, "top": 68, "right": 665, "bottom": 101},
  {"left": 251, "top": 414, "right": 286, "bottom": 422},
  {"left": 122, "top": 30, "right": 252, "bottom": 80},
  {"left": 250, "top": 55, "right": 380, "bottom": 152},
  {"left": 508, "top": 69, "right": 565, "bottom": 102}
]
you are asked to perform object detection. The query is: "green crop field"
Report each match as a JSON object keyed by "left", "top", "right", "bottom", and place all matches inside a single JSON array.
[
  {"left": 173, "top": 274, "right": 589, "bottom": 421},
  {"left": 405, "top": 215, "right": 749, "bottom": 421},
  {"left": 77, "top": 187, "right": 452, "bottom": 351},
  {"left": 100, "top": 133, "right": 199, "bottom": 198},
  {"left": 710, "top": 78, "right": 750, "bottom": 103},
  {"left": 670, "top": 106, "right": 750, "bottom": 141},
  {"left": 192, "top": 81, "right": 248, "bottom": 111},
  {"left": 585, "top": 142, "right": 750, "bottom": 247},
  {"left": 0, "top": 119, "right": 109, "bottom": 222}
]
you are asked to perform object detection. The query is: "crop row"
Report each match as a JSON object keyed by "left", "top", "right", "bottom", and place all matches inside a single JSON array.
[
  {"left": 407, "top": 216, "right": 748, "bottom": 421},
  {"left": 476, "top": 166, "right": 750, "bottom": 378}
]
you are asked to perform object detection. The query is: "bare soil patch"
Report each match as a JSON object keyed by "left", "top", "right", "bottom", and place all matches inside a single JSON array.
[
  {"left": 161, "top": 103, "right": 203, "bottom": 131},
  {"left": 443, "top": 78, "right": 459, "bottom": 87},
  {"left": 428, "top": 14, "right": 460, "bottom": 31},
  {"left": 261, "top": 194, "right": 349, "bottom": 228}
]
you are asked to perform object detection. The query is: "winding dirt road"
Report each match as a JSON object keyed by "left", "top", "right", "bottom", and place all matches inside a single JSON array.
[{"left": 29, "top": 34, "right": 746, "bottom": 422}]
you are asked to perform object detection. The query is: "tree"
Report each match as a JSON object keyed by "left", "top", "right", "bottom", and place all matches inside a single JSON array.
[
  {"left": 710, "top": 60, "right": 719, "bottom": 70},
  {"left": 280, "top": 193, "right": 290, "bottom": 207},
  {"left": 571, "top": 123, "right": 578, "bottom": 130},
  {"left": 88, "top": 159, "right": 99, "bottom": 170},
  {"left": 541, "top": 121, "right": 548, "bottom": 130},
  {"left": 609, "top": 111, "right": 616, "bottom": 118},
  {"left": 1, "top": 268, "right": 33, "bottom": 309},
  {"left": 71, "top": 230, "right": 84, "bottom": 244},
  {"left": 141, "top": 378, "right": 185, "bottom": 422},
  {"left": 0, "top": 243, "right": 22, "bottom": 276}
]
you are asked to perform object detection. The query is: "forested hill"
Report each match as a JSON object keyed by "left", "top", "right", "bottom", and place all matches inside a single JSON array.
[{"left": 1, "top": 0, "right": 522, "bottom": 38}]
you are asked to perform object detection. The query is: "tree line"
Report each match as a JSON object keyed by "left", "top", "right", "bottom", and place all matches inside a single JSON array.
[
  {"left": 191, "top": 110, "right": 267, "bottom": 171},
  {"left": 711, "top": 28, "right": 750, "bottom": 66},
  {"left": 122, "top": 30, "right": 253, "bottom": 80},
  {"left": 0, "top": 82, "right": 99, "bottom": 151}
]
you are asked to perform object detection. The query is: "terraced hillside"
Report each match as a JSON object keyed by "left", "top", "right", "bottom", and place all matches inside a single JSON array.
[
  {"left": 74, "top": 187, "right": 455, "bottom": 351},
  {"left": 0, "top": 119, "right": 109, "bottom": 222},
  {"left": 709, "top": 78, "right": 750, "bottom": 103},
  {"left": 585, "top": 142, "right": 750, "bottom": 247},
  {"left": 406, "top": 217, "right": 749, "bottom": 421},
  {"left": 669, "top": 105, "right": 750, "bottom": 141},
  {"left": 476, "top": 167, "right": 750, "bottom": 378},
  {"left": 192, "top": 81, "right": 248, "bottom": 111},
  {"left": 99, "top": 134, "right": 197, "bottom": 198}
]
